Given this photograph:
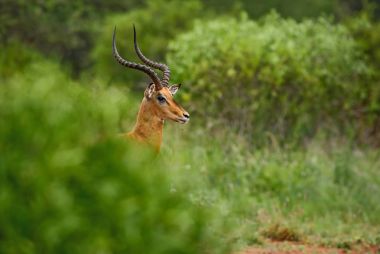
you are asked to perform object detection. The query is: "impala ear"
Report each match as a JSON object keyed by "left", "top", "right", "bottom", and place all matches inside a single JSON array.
[
  {"left": 169, "top": 84, "right": 181, "bottom": 95},
  {"left": 144, "top": 83, "right": 156, "bottom": 99}
]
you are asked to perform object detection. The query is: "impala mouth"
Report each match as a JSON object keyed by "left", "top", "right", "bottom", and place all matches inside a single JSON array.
[{"left": 176, "top": 117, "right": 189, "bottom": 124}]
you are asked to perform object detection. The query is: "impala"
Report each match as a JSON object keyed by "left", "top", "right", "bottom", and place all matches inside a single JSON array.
[{"left": 112, "top": 25, "right": 190, "bottom": 152}]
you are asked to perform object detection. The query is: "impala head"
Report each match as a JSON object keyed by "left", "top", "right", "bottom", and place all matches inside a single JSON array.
[
  {"left": 144, "top": 83, "right": 190, "bottom": 123},
  {"left": 112, "top": 25, "right": 189, "bottom": 124}
]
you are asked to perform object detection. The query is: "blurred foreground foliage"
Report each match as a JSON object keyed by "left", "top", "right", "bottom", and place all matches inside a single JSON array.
[
  {"left": 168, "top": 13, "right": 380, "bottom": 146},
  {"left": 1, "top": 0, "right": 380, "bottom": 252},
  {"left": 0, "top": 62, "right": 229, "bottom": 254},
  {"left": 2, "top": 59, "right": 378, "bottom": 253}
]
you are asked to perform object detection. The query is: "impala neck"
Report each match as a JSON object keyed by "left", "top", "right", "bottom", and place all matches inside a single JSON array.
[{"left": 130, "top": 97, "right": 164, "bottom": 151}]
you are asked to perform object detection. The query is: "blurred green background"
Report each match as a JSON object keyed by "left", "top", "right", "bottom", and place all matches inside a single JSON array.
[{"left": 1, "top": 0, "right": 380, "bottom": 253}]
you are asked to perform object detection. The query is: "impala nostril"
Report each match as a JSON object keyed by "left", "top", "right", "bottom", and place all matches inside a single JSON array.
[{"left": 183, "top": 112, "right": 190, "bottom": 119}]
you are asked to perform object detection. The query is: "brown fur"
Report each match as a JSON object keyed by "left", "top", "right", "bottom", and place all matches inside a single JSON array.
[{"left": 122, "top": 85, "right": 189, "bottom": 153}]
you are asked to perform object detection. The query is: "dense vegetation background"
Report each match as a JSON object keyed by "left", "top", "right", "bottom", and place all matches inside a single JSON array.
[{"left": 1, "top": 0, "right": 379, "bottom": 253}]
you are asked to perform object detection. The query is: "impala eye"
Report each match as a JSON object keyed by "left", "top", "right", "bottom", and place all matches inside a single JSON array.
[{"left": 157, "top": 95, "right": 166, "bottom": 104}]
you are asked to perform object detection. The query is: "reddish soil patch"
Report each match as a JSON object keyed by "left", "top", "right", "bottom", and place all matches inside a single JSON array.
[{"left": 237, "top": 241, "right": 379, "bottom": 254}]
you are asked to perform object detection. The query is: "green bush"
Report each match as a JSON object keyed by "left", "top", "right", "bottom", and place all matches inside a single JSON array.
[
  {"left": 344, "top": 9, "right": 380, "bottom": 145},
  {"left": 345, "top": 7, "right": 380, "bottom": 70},
  {"left": 0, "top": 61, "right": 229, "bottom": 254},
  {"left": 167, "top": 13, "right": 378, "bottom": 145}
]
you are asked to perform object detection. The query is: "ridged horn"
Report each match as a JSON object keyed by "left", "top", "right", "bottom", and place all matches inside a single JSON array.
[
  {"left": 133, "top": 24, "right": 171, "bottom": 87},
  {"left": 112, "top": 26, "right": 162, "bottom": 90}
]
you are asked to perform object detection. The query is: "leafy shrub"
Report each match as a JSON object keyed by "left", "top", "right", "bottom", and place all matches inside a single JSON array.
[
  {"left": 345, "top": 7, "right": 380, "bottom": 78},
  {"left": 0, "top": 61, "right": 229, "bottom": 254},
  {"left": 167, "top": 13, "right": 378, "bottom": 145}
]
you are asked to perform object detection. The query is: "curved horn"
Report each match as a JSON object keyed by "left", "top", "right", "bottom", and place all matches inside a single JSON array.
[
  {"left": 113, "top": 27, "right": 162, "bottom": 90},
  {"left": 133, "top": 25, "right": 171, "bottom": 87}
]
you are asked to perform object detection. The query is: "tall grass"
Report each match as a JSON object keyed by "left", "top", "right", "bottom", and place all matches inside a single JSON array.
[{"left": 164, "top": 126, "right": 380, "bottom": 247}]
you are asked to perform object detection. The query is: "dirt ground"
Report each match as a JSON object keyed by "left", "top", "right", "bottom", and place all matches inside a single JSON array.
[{"left": 237, "top": 241, "right": 379, "bottom": 254}]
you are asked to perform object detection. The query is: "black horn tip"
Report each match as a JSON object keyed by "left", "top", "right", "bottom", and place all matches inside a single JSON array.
[
  {"left": 112, "top": 26, "right": 118, "bottom": 53},
  {"left": 133, "top": 24, "right": 137, "bottom": 44}
]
